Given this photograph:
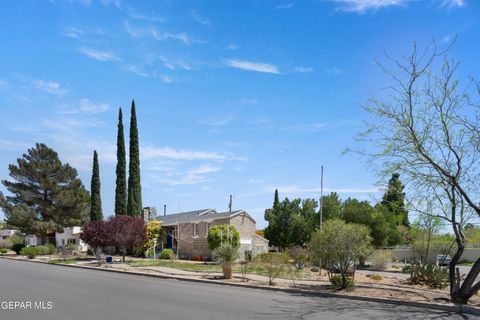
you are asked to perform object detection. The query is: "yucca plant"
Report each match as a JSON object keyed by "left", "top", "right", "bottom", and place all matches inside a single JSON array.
[{"left": 213, "top": 243, "right": 239, "bottom": 279}]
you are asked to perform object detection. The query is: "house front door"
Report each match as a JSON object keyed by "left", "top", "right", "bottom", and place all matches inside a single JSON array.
[{"left": 167, "top": 230, "right": 173, "bottom": 249}]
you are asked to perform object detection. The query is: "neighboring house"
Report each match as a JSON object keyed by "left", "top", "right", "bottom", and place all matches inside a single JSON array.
[
  {"left": 55, "top": 227, "right": 88, "bottom": 252},
  {"left": 157, "top": 209, "right": 269, "bottom": 259},
  {"left": 0, "top": 229, "right": 17, "bottom": 247}
]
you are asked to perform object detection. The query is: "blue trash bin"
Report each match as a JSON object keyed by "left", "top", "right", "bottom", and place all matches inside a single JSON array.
[{"left": 106, "top": 256, "right": 113, "bottom": 264}]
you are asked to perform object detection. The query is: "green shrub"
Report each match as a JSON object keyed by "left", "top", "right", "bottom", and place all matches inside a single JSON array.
[
  {"left": 46, "top": 243, "right": 56, "bottom": 254},
  {"left": 0, "top": 248, "right": 8, "bottom": 254},
  {"left": 35, "top": 245, "right": 52, "bottom": 255},
  {"left": 330, "top": 275, "right": 355, "bottom": 291},
  {"left": 405, "top": 262, "right": 448, "bottom": 289},
  {"left": 253, "top": 252, "right": 290, "bottom": 285},
  {"left": 159, "top": 248, "right": 175, "bottom": 260},
  {"left": 0, "top": 239, "right": 13, "bottom": 249},
  {"left": 21, "top": 246, "right": 39, "bottom": 259},
  {"left": 207, "top": 224, "right": 240, "bottom": 250},
  {"left": 370, "top": 251, "right": 392, "bottom": 271},
  {"left": 12, "top": 243, "right": 25, "bottom": 255}
]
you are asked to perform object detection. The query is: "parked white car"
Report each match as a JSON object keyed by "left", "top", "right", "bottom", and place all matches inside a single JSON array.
[{"left": 436, "top": 254, "right": 452, "bottom": 266}]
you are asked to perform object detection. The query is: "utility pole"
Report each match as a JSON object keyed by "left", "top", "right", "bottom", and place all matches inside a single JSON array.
[
  {"left": 319, "top": 165, "right": 324, "bottom": 275},
  {"left": 320, "top": 165, "right": 324, "bottom": 228}
]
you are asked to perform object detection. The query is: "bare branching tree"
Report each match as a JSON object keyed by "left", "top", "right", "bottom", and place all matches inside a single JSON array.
[{"left": 350, "top": 39, "right": 480, "bottom": 304}]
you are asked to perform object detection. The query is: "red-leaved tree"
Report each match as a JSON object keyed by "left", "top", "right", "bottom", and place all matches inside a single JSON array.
[
  {"left": 109, "top": 215, "right": 146, "bottom": 262},
  {"left": 80, "top": 220, "right": 111, "bottom": 260}
]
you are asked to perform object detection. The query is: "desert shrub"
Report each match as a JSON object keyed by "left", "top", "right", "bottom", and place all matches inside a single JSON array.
[
  {"left": 21, "top": 246, "right": 39, "bottom": 259},
  {"left": 331, "top": 275, "right": 355, "bottom": 291},
  {"left": 308, "top": 219, "right": 372, "bottom": 289},
  {"left": 46, "top": 243, "right": 56, "bottom": 254},
  {"left": 370, "top": 251, "right": 392, "bottom": 271},
  {"left": 0, "top": 248, "right": 8, "bottom": 254},
  {"left": 36, "top": 245, "right": 53, "bottom": 255},
  {"left": 12, "top": 243, "right": 25, "bottom": 255},
  {"left": 159, "top": 248, "right": 175, "bottom": 260},
  {"left": 213, "top": 243, "right": 239, "bottom": 279},
  {"left": 369, "top": 273, "right": 383, "bottom": 281},
  {"left": 207, "top": 224, "right": 240, "bottom": 250},
  {"left": 0, "top": 239, "right": 13, "bottom": 249},
  {"left": 294, "top": 255, "right": 307, "bottom": 270},
  {"left": 253, "top": 252, "right": 290, "bottom": 285},
  {"left": 405, "top": 262, "right": 448, "bottom": 289}
]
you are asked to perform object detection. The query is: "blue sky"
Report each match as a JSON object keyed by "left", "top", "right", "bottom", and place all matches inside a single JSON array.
[{"left": 0, "top": 0, "right": 478, "bottom": 228}]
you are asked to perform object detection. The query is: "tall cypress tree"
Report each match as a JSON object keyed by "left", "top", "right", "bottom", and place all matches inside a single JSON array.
[
  {"left": 381, "top": 173, "right": 409, "bottom": 227},
  {"left": 115, "top": 108, "right": 127, "bottom": 216},
  {"left": 90, "top": 150, "right": 103, "bottom": 221},
  {"left": 127, "top": 100, "right": 142, "bottom": 216}
]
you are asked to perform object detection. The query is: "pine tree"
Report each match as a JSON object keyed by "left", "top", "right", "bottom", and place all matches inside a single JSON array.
[
  {"left": 115, "top": 107, "right": 127, "bottom": 216},
  {"left": 381, "top": 173, "right": 409, "bottom": 227},
  {"left": 127, "top": 100, "right": 142, "bottom": 216},
  {"left": 0, "top": 143, "right": 89, "bottom": 239},
  {"left": 90, "top": 150, "right": 103, "bottom": 221}
]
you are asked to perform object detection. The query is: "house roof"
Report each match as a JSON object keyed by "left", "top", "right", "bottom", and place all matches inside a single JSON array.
[{"left": 157, "top": 208, "right": 256, "bottom": 226}]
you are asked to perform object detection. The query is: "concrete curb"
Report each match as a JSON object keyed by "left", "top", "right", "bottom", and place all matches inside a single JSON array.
[{"left": 2, "top": 256, "right": 479, "bottom": 316}]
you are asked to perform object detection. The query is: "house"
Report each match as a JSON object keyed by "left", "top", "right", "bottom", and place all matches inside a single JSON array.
[
  {"left": 55, "top": 227, "right": 88, "bottom": 252},
  {"left": 24, "top": 227, "right": 87, "bottom": 252},
  {"left": 157, "top": 209, "right": 269, "bottom": 259},
  {"left": 0, "top": 229, "right": 17, "bottom": 247}
]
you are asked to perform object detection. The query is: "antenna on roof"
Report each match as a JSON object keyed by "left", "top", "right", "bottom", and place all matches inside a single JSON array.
[
  {"left": 228, "top": 194, "right": 234, "bottom": 212},
  {"left": 163, "top": 204, "right": 167, "bottom": 216}
]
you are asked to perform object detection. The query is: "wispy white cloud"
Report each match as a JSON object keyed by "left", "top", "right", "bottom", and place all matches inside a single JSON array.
[
  {"left": 80, "top": 48, "right": 120, "bottom": 62},
  {"left": 127, "top": 7, "right": 165, "bottom": 22},
  {"left": 0, "top": 138, "right": 28, "bottom": 151},
  {"left": 0, "top": 79, "right": 7, "bottom": 89},
  {"left": 224, "top": 59, "right": 280, "bottom": 74},
  {"left": 61, "top": 26, "right": 105, "bottom": 39},
  {"left": 59, "top": 98, "right": 110, "bottom": 114},
  {"left": 238, "top": 184, "right": 380, "bottom": 198},
  {"left": 327, "top": 0, "right": 409, "bottom": 13},
  {"left": 157, "top": 55, "right": 194, "bottom": 71},
  {"left": 326, "top": 66, "right": 343, "bottom": 75},
  {"left": 293, "top": 66, "right": 314, "bottom": 73},
  {"left": 284, "top": 120, "right": 359, "bottom": 133},
  {"left": 124, "top": 65, "right": 150, "bottom": 77},
  {"left": 225, "top": 44, "right": 239, "bottom": 50},
  {"left": 124, "top": 21, "right": 199, "bottom": 45},
  {"left": 284, "top": 123, "right": 326, "bottom": 133},
  {"left": 142, "top": 146, "right": 228, "bottom": 161},
  {"left": 62, "top": 27, "right": 84, "bottom": 39},
  {"left": 440, "top": 0, "right": 465, "bottom": 8},
  {"left": 100, "top": 0, "right": 121, "bottom": 8},
  {"left": 34, "top": 80, "right": 66, "bottom": 95},
  {"left": 276, "top": 2, "right": 295, "bottom": 9},
  {"left": 198, "top": 116, "right": 234, "bottom": 127},
  {"left": 189, "top": 9, "right": 210, "bottom": 25},
  {"left": 42, "top": 117, "right": 104, "bottom": 130},
  {"left": 153, "top": 165, "right": 221, "bottom": 185}
]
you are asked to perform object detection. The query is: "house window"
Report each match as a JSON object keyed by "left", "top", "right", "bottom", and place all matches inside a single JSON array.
[
  {"left": 193, "top": 223, "right": 199, "bottom": 237},
  {"left": 206, "top": 222, "right": 211, "bottom": 236}
]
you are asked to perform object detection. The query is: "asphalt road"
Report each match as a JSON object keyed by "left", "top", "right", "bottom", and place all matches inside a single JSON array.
[{"left": 0, "top": 259, "right": 473, "bottom": 320}]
